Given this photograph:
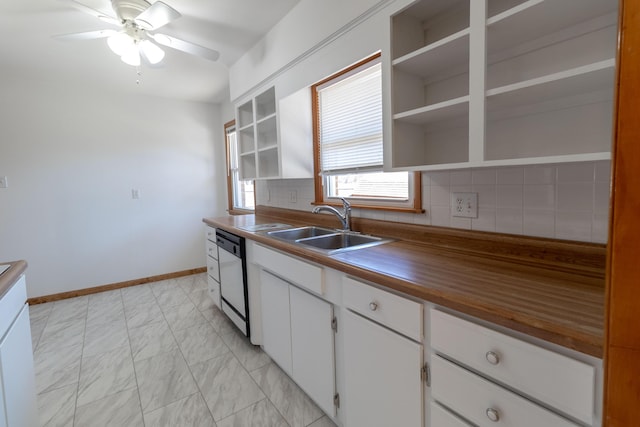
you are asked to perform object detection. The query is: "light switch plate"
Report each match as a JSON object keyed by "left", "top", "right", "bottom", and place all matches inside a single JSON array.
[{"left": 451, "top": 192, "right": 478, "bottom": 218}]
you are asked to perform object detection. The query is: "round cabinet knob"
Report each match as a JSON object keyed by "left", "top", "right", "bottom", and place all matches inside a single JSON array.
[
  {"left": 369, "top": 301, "right": 378, "bottom": 311},
  {"left": 486, "top": 408, "right": 500, "bottom": 422},
  {"left": 486, "top": 351, "right": 500, "bottom": 365}
]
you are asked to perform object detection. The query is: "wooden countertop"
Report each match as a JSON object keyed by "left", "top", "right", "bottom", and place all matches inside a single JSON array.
[
  {"left": 204, "top": 209, "right": 605, "bottom": 357},
  {"left": 0, "top": 260, "right": 28, "bottom": 300}
]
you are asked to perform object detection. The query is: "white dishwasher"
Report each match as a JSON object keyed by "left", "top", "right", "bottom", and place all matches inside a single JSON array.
[{"left": 215, "top": 228, "right": 250, "bottom": 337}]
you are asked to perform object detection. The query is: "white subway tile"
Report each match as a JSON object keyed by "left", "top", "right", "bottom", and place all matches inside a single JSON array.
[
  {"left": 421, "top": 173, "right": 431, "bottom": 187},
  {"left": 524, "top": 166, "right": 556, "bottom": 185},
  {"left": 595, "top": 160, "right": 612, "bottom": 183},
  {"left": 496, "top": 208, "right": 523, "bottom": 235},
  {"left": 430, "top": 183, "right": 451, "bottom": 206},
  {"left": 524, "top": 185, "right": 555, "bottom": 210},
  {"left": 592, "top": 213, "right": 609, "bottom": 244},
  {"left": 472, "top": 168, "right": 497, "bottom": 185},
  {"left": 429, "top": 171, "right": 450, "bottom": 187},
  {"left": 557, "top": 162, "right": 594, "bottom": 183},
  {"left": 497, "top": 185, "right": 523, "bottom": 209},
  {"left": 524, "top": 209, "right": 555, "bottom": 239},
  {"left": 557, "top": 182, "right": 594, "bottom": 212},
  {"left": 473, "top": 184, "right": 497, "bottom": 208},
  {"left": 430, "top": 206, "right": 451, "bottom": 227},
  {"left": 472, "top": 208, "right": 496, "bottom": 233},
  {"left": 451, "top": 216, "right": 472, "bottom": 230},
  {"left": 451, "top": 170, "right": 472, "bottom": 186},
  {"left": 555, "top": 211, "right": 592, "bottom": 241},
  {"left": 497, "top": 167, "right": 524, "bottom": 185},
  {"left": 594, "top": 181, "right": 611, "bottom": 215}
]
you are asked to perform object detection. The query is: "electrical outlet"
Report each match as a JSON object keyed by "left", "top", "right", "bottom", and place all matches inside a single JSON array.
[
  {"left": 289, "top": 190, "right": 297, "bottom": 203},
  {"left": 131, "top": 189, "right": 140, "bottom": 199},
  {"left": 0, "top": 176, "right": 7, "bottom": 189},
  {"left": 451, "top": 192, "right": 478, "bottom": 218}
]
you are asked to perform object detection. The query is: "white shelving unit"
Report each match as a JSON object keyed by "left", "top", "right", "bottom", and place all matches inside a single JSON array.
[
  {"left": 236, "top": 86, "right": 314, "bottom": 180},
  {"left": 387, "top": 0, "right": 618, "bottom": 170}
]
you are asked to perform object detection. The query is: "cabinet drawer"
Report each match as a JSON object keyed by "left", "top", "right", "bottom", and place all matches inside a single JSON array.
[
  {"left": 430, "top": 309, "right": 595, "bottom": 424},
  {"left": 205, "top": 226, "right": 216, "bottom": 243},
  {"left": 206, "top": 239, "right": 218, "bottom": 260},
  {"left": 343, "top": 277, "right": 422, "bottom": 342},
  {"left": 207, "top": 257, "right": 219, "bottom": 283},
  {"left": 253, "top": 245, "right": 323, "bottom": 295},
  {"left": 430, "top": 401, "right": 472, "bottom": 427},
  {"left": 432, "top": 355, "right": 579, "bottom": 427},
  {"left": 207, "top": 275, "right": 221, "bottom": 309}
]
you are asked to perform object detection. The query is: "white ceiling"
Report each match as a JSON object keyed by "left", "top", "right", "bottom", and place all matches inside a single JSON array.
[{"left": 0, "top": 0, "right": 300, "bottom": 103}]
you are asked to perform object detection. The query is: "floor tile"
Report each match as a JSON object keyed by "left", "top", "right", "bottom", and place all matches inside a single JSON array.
[
  {"left": 36, "top": 317, "right": 85, "bottom": 354},
  {"left": 86, "top": 300, "right": 125, "bottom": 329},
  {"left": 37, "top": 383, "right": 77, "bottom": 427},
  {"left": 190, "top": 288, "right": 215, "bottom": 312},
  {"left": 34, "top": 342, "right": 83, "bottom": 394},
  {"left": 128, "top": 319, "right": 178, "bottom": 361},
  {"left": 191, "top": 351, "right": 265, "bottom": 421},
  {"left": 121, "top": 285, "right": 155, "bottom": 309},
  {"left": 83, "top": 319, "right": 129, "bottom": 358},
  {"left": 143, "top": 392, "right": 215, "bottom": 427},
  {"left": 87, "top": 289, "right": 122, "bottom": 307},
  {"left": 29, "top": 302, "right": 53, "bottom": 323},
  {"left": 174, "top": 321, "right": 230, "bottom": 366},
  {"left": 74, "top": 387, "right": 144, "bottom": 427},
  {"left": 178, "top": 274, "right": 208, "bottom": 295},
  {"left": 124, "top": 301, "right": 164, "bottom": 329},
  {"left": 222, "top": 329, "right": 271, "bottom": 372},
  {"left": 217, "top": 398, "right": 289, "bottom": 427},
  {"left": 251, "top": 363, "right": 323, "bottom": 427},
  {"left": 155, "top": 287, "right": 192, "bottom": 311},
  {"left": 209, "top": 306, "right": 238, "bottom": 336},
  {"left": 30, "top": 315, "right": 48, "bottom": 351},
  {"left": 135, "top": 348, "right": 198, "bottom": 413},
  {"left": 163, "top": 301, "right": 208, "bottom": 332},
  {"left": 77, "top": 345, "right": 136, "bottom": 407},
  {"left": 47, "top": 297, "right": 88, "bottom": 324},
  {"left": 307, "top": 416, "right": 337, "bottom": 427}
]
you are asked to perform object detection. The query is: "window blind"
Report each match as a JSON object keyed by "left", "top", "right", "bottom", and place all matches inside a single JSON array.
[{"left": 318, "top": 60, "right": 382, "bottom": 174}]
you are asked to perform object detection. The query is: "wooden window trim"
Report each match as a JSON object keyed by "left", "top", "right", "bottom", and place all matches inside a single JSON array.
[
  {"left": 311, "top": 53, "right": 423, "bottom": 214},
  {"left": 224, "top": 119, "right": 254, "bottom": 215}
]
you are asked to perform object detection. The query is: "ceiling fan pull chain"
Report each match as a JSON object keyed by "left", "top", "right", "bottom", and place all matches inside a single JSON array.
[{"left": 136, "top": 66, "right": 142, "bottom": 85}]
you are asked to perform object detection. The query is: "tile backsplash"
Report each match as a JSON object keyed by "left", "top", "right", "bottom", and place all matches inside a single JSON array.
[{"left": 256, "top": 161, "right": 610, "bottom": 244}]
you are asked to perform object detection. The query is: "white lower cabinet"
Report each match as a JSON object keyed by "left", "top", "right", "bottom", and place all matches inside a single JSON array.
[
  {"left": 430, "top": 401, "right": 472, "bottom": 427},
  {"left": 343, "top": 309, "right": 423, "bottom": 427},
  {"left": 204, "top": 226, "right": 221, "bottom": 309},
  {"left": 259, "top": 269, "right": 336, "bottom": 416}
]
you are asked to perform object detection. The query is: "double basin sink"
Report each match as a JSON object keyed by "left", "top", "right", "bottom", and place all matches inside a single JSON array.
[{"left": 266, "top": 226, "right": 391, "bottom": 255}]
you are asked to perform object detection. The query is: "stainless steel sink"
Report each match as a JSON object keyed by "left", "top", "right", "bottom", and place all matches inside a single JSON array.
[
  {"left": 267, "top": 226, "right": 336, "bottom": 241},
  {"left": 266, "top": 226, "right": 391, "bottom": 254}
]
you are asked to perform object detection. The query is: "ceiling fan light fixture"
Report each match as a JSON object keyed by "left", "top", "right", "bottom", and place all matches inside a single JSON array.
[
  {"left": 107, "top": 32, "right": 134, "bottom": 56},
  {"left": 121, "top": 46, "right": 141, "bottom": 66},
  {"left": 139, "top": 40, "right": 164, "bottom": 64}
]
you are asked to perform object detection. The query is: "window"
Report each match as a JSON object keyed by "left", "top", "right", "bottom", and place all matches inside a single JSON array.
[
  {"left": 225, "top": 120, "right": 255, "bottom": 213},
  {"left": 312, "top": 53, "right": 421, "bottom": 211}
]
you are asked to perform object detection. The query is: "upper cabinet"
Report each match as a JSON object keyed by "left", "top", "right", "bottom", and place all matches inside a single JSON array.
[
  {"left": 387, "top": 0, "right": 618, "bottom": 171},
  {"left": 237, "top": 86, "right": 314, "bottom": 180}
]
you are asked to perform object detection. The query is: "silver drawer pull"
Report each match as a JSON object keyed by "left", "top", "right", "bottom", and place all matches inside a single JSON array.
[
  {"left": 369, "top": 301, "right": 378, "bottom": 311},
  {"left": 486, "top": 408, "right": 500, "bottom": 422},
  {"left": 486, "top": 351, "right": 500, "bottom": 365}
]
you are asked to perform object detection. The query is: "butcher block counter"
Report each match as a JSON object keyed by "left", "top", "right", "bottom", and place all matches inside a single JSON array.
[{"left": 204, "top": 206, "right": 606, "bottom": 357}]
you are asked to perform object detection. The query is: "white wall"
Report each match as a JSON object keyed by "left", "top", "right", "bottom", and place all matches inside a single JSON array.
[{"left": 0, "top": 78, "right": 228, "bottom": 298}]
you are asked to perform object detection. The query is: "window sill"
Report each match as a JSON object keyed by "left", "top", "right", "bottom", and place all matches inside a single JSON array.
[
  {"left": 228, "top": 208, "right": 255, "bottom": 216},
  {"left": 311, "top": 200, "right": 424, "bottom": 214}
]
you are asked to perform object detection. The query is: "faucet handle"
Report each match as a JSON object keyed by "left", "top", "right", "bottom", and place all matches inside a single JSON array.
[{"left": 340, "top": 197, "right": 351, "bottom": 211}]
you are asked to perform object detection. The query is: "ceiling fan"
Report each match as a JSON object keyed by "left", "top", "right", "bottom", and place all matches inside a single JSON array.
[{"left": 55, "top": 0, "right": 220, "bottom": 66}]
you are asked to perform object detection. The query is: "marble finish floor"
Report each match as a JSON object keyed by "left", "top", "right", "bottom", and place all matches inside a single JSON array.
[{"left": 29, "top": 273, "right": 337, "bottom": 427}]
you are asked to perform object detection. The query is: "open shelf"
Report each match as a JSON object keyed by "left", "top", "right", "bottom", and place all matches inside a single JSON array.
[
  {"left": 394, "top": 96, "right": 469, "bottom": 125},
  {"left": 487, "top": 59, "right": 615, "bottom": 112},
  {"left": 238, "top": 127, "right": 255, "bottom": 155},
  {"left": 255, "top": 87, "right": 276, "bottom": 121},
  {"left": 237, "top": 100, "right": 253, "bottom": 128},
  {"left": 240, "top": 153, "right": 257, "bottom": 180},
  {"left": 487, "top": 0, "right": 617, "bottom": 55},
  {"left": 258, "top": 147, "right": 280, "bottom": 178},
  {"left": 393, "top": 29, "right": 469, "bottom": 80},
  {"left": 257, "top": 115, "right": 277, "bottom": 150}
]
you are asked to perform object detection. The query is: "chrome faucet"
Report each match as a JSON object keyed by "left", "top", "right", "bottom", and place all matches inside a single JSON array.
[{"left": 313, "top": 197, "right": 352, "bottom": 231}]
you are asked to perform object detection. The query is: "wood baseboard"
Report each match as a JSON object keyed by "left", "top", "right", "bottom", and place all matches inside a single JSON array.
[{"left": 27, "top": 267, "right": 207, "bottom": 305}]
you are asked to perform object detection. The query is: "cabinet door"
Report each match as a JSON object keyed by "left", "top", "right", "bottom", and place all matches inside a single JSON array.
[
  {"left": 290, "top": 286, "right": 336, "bottom": 417},
  {"left": 0, "top": 305, "right": 37, "bottom": 427},
  {"left": 343, "top": 309, "right": 423, "bottom": 427},
  {"left": 260, "top": 270, "right": 292, "bottom": 375}
]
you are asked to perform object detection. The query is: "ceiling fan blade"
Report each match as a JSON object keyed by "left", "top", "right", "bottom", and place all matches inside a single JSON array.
[
  {"left": 134, "top": 1, "right": 181, "bottom": 30},
  {"left": 65, "top": 0, "right": 121, "bottom": 26},
  {"left": 53, "top": 29, "right": 118, "bottom": 41},
  {"left": 150, "top": 33, "right": 220, "bottom": 61}
]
